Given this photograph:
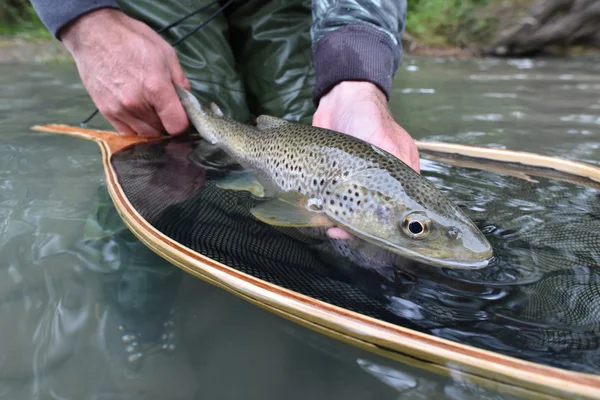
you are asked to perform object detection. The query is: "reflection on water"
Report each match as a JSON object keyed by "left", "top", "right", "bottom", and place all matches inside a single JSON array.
[{"left": 1, "top": 55, "right": 600, "bottom": 398}]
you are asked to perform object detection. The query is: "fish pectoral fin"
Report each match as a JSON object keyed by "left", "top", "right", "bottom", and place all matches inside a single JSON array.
[
  {"left": 250, "top": 193, "right": 334, "bottom": 227},
  {"left": 215, "top": 171, "right": 266, "bottom": 197},
  {"left": 189, "top": 141, "right": 236, "bottom": 168},
  {"left": 256, "top": 115, "right": 290, "bottom": 130}
]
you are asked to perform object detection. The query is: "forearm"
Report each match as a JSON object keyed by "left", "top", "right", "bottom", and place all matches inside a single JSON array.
[
  {"left": 29, "top": 0, "right": 120, "bottom": 39},
  {"left": 310, "top": 0, "right": 407, "bottom": 106}
]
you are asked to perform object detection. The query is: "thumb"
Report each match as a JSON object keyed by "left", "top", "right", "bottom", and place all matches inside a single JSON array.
[{"left": 167, "top": 48, "right": 191, "bottom": 90}]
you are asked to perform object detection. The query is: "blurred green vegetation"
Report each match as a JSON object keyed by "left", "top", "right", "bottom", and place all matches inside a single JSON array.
[
  {"left": 405, "top": 0, "right": 500, "bottom": 47},
  {"left": 1, "top": 0, "right": 518, "bottom": 48},
  {"left": 0, "top": 0, "right": 50, "bottom": 39}
]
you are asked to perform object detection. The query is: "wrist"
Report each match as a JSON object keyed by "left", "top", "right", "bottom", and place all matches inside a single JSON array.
[
  {"left": 318, "top": 81, "right": 387, "bottom": 110},
  {"left": 60, "top": 8, "right": 125, "bottom": 50}
]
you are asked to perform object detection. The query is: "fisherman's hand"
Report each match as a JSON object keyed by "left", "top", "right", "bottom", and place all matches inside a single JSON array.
[
  {"left": 312, "top": 81, "right": 420, "bottom": 173},
  {"left": 313, "top": 81, "right": 420, "bottom": 240},
  {"left": 60, "top": 8, "right": 190, "bottom": 137}
]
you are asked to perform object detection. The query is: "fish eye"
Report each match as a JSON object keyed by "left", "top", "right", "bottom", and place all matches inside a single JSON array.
[{"left": 401, "top": 212, "right": 431, "bottom": 239}]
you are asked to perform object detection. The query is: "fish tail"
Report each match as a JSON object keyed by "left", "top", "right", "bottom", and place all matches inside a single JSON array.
[{"left": 174, "top": 84, "right": 220, "bottom": 143}]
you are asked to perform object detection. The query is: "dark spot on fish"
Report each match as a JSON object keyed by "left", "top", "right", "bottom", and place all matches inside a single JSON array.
[
  {"left": 332, "top": 179, "right": 337, "bottom": 185},
  {"left": 357, "top": 200, "right": 361, "bottom": 205},
  {"left": 313, "top": 179, "right": 317, "bottom": 186},
  {"left": 343, "top": 196, "right": 347, "bottom": 200},
  {"left": 342, "top": 211, "right": 346, "bottom": 216},
  {"left": 298, "top": 186, "right": 302, "bottom": 192},
  {"left": 330, "top": 200, "right": 334, "bottom": 205},
  {"left": 344, "top": 171, "right": 349, "bottom": 176},
  {"left": 350, "top": 198, "right": 353, "bottom": 202},
  {"left": 325, "top": 191, "right": 330, "bottom": 195},
  {"left": 355, "top": 192, "right": 359, "bottom": 197},
  {"left": 332, "top": 161, "right": 337, "bottom": 167},
  {"left": 339, "top": 202, "right": 343, "bottom": 207},
  {"left": 320, "top": 179, "right": 324, "bottom": 186},
  {"left": 335, "top": 211, "right": 339, "bottom": 215},
  {"left": 349, "top": 208, "right": 353, "bottom": 212},
  {"left": 275, "top": 172, "right": 278, "bottom": 177},
  {"left": 348, "top": 189, "right": 352, "bottom": 194},
  {"left": 321, "top": 158, "right": 324, "bottom": 164}
]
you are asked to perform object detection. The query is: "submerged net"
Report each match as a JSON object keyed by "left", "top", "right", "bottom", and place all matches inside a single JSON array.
[{"left": 111, "top": 134, "right": 600, "bottom": 374}]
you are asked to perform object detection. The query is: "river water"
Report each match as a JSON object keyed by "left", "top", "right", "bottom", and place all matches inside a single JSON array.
[{"left": 1, "top": 55, "right": 599, "bottom": 399}]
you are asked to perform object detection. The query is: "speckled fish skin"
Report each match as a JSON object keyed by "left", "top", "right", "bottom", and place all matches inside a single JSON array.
[{"left": 175, "top": 85, "right": 493, "bottom": 269}]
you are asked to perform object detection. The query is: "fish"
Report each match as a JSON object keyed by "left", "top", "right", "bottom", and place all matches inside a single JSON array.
[{"left": 174, "top": 85, "right": 494, "bottom": 270}]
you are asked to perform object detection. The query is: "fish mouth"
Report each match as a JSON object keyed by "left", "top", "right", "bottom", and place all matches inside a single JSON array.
[
  {"left": 327, "top": 218, "right": 494, "bottom": 270},
  {"left": 338, "top": 226, "right": 493, "bottom": 270},
  {"left": 381, "top": 243, "right": 493, "bottom": 270}
]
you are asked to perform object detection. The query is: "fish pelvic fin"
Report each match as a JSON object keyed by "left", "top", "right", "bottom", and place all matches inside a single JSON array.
[{"left": 250, "top": 192, "right": 335, "bottom": 228}]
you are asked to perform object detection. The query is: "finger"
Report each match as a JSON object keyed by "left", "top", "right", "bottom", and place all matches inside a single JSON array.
[
  {"left": 134, "top": 104, "right": 165, "bottom": 134},
  {"left": 119, "top": 113, "right": 163, "bottom": 137},
  {"left": 412, "top": 159, "right": 421, "bottom": 174},
  {"left": 109, "top": 118, "right": 137, "bottom": 136},
  {"left": 148, "top": 81, "right": 190, "bottom": 135},
  {"left": 116, "top": 91, "right": 166, "bottom": 134},
  {"left": 404, "top": 147, "right": 421, "bottom": 174},
  {"left": 326, "top": 227, "right": 354, "bottom": 240},
  {"left": 166, "top": 48, "right": 191, "bottom": 90},
  {"left": 107, "top": 101, "right": 162, "bottom": 137},
  {"left": 412, "top": 149, "right": 421, "bottom": 174}
]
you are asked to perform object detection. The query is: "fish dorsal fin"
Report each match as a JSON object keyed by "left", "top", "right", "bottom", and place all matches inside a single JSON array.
[
  {"left": 256, "top": 115, "right": 289, "bottom": 130},
  {"left": 210, "top": 102, "right": 224, "bottom": 117}
]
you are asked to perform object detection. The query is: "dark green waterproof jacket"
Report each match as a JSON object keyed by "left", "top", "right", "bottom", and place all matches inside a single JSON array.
[{"left": 30, "top": 0, "right": 406, "bottom": 106}]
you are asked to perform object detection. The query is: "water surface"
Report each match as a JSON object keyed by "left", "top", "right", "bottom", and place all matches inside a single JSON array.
[{"left": 2, "top": 55, "right": 600, "bottom": 399}]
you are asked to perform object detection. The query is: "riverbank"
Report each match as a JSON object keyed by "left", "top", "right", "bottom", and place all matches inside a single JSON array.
[
  {"left": 2, "top": 0, "right": 599, "bottom": 64},
  {"left": 0, "top": 35, "right": 478, "bottom": 65},
  {"left": 0, "top": 36, "right": 71, "bottom": 63}
]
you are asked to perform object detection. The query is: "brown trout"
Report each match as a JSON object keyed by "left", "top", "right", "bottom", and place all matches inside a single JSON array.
[{"left": 175, "top": 85, "right": 493, "bottom": 269}]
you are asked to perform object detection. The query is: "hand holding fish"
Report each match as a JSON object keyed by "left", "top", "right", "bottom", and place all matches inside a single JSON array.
[
  {"left": 60, "top": 9, "right": 191, "bottom": 137},
  {"left": 312, "top": 81, "right": 420, "bottom": 174},
  {"left": 312, "top": 81, "right": 421, "bottom": 240}
]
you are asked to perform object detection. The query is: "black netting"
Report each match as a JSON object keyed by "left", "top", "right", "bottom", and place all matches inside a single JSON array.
[{"left": 111, "top": 135, "right": 600, "bottom": 374}]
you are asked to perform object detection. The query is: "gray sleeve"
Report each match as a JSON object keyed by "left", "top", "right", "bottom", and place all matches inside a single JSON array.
[
  {"left": 29, "top": 0, "right": 120, "bottom": 39},
  {"left": 310, "top": 0, "right": 407, "bottom": 106}
]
